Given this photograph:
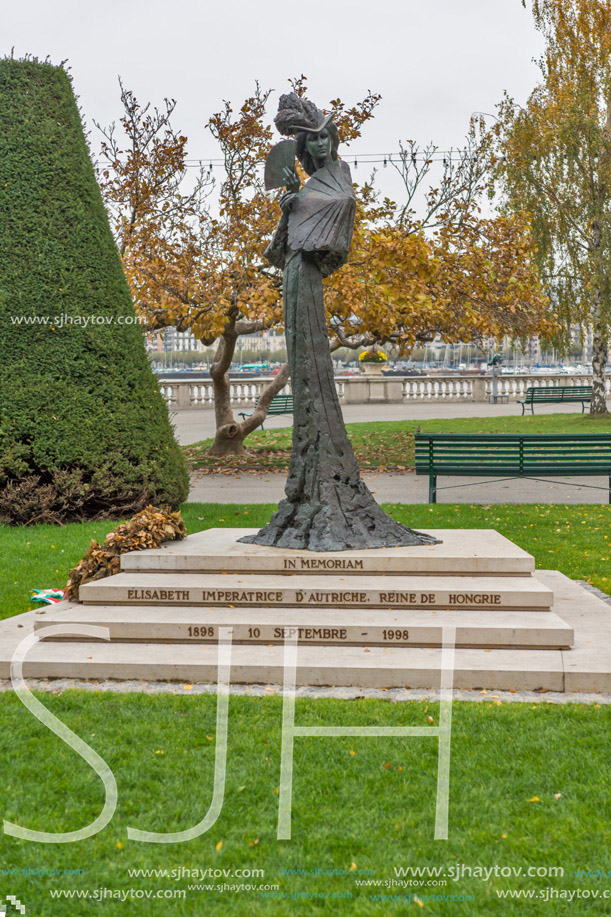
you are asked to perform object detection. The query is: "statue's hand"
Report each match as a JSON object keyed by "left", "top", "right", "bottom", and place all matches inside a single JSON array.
[
  {"left": 279, "top": 190, "right": 298, "bottom": 213},
  {"left": 283, "top": 166, "right": 300, "bottom": 193}
]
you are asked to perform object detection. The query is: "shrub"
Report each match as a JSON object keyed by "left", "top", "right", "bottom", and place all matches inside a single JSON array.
[{"left": 0, "top": 58, "right": 189, "bottom": 523}]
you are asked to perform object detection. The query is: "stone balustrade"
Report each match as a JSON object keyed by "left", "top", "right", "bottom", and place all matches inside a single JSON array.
[{"left": 158, "top": 373, "right": 607, "bottom": 409}]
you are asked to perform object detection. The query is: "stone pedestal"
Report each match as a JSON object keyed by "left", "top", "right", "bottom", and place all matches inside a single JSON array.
[{"left": 7, "top": 528, "right": 583, "bottom": 689}]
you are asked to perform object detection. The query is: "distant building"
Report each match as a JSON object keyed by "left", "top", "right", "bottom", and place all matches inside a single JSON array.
[
  {"left": 238, "top": 330, "right": 285, "bottom": 353},
  {"left": 144, "top": 327, "right": 286, "bottom": 354},
  {"left": 144, "top": 328, "right": 208, "bottom": 353}
]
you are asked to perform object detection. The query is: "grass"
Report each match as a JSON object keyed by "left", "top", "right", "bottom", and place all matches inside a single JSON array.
[
  {"left": 184, "top": 412, "right": 611, "bottom": 473},
  {"left": 2, "top": 502, "right": 611, "bottom": 623},
  {"left": 2, "top": 692, "right": 611, "bottom": 915},
  {"left": 3, "top": 500, "right": 611, "bottom": 913}
]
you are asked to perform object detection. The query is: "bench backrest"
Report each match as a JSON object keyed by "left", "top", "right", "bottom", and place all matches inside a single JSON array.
[
  {"left": 269, "top": 394, "right": 293, "bottom": 411},
  {"left": 415, "top": 433, "right": 611, "bottom": 473},
  {"left": 524, "top": 385, "right": 593, "bottom": 401}
]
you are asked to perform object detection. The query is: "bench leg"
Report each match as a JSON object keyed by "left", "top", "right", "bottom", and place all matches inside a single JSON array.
[
  {"left": 609, "top": 476, "right": 611, "bottom": 505},
  {"left": 429, "top": 474, "right": 437, "bottom": 504},
  {"left": 521, "top": 403, "right": 525, "bottom": 415}
]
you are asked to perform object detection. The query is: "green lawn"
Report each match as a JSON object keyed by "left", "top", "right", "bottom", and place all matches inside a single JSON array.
[
  {"left": 184, "top": 412, "right": 611, "bottom": 473},
  {"left": 1, "top": 692, "right": 611, "bottom": 915},
  {"left": 2, "top": 502, "right": 610, "bottom": 622},
  {"left": 2, "top": 503, "right": 611, "bottom": 914}
]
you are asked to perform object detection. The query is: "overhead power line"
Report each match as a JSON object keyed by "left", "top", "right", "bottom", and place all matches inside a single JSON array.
[{"left": 181, "top": 150, "right": 481, "bottom": 171}]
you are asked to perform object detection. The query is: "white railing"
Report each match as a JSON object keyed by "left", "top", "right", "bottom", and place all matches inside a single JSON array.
[
  {"left": 482, "top": 373, "right": 608, "bottom": 400},
  {"left": 158, "top": 372, "right": 605, "bottom": 408},
  {"left": 159, "top": 379, "right": 293, "bottom": 409},
  {"left": 402, "top": 377, "right": 475, "bottom": 401}
]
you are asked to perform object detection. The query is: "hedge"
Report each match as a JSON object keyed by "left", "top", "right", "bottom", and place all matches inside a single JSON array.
[{"left": 0, "top": 58, "right": 189, "bottom": 524}]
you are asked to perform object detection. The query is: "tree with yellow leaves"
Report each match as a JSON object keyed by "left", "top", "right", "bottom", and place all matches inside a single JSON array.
[
  {"left": 98, "top": 80, "right": 552, "bottom": 456},
  {"left": 98, "top": 80, "right": 378, "bottom": 455},
  {"left": 325, "top": 131, "right": 555, "bottom": 355},
  {"left": 495, "top": 0, "right": 611, "bottom": 413}
]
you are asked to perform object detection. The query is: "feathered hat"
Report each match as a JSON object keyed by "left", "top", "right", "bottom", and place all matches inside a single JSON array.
[{"left": 274, "top": 92, "right": 334, "bottom": 136}]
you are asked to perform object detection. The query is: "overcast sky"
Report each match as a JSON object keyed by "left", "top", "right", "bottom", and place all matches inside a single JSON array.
[{"left": 6, "top": 0, "right": 545, "bottom": 199}]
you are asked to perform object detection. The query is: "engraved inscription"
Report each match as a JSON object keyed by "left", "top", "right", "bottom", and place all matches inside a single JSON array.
[
  {"left": 282, "top": 557, "right": 364, "bottom": 571},
  {"left": 448, "top": 593, "right": 502, "bottom": 605},
  {"left": 124, "top": 587, "right": 505, "bottom": 607},
  {"left": 378, "top": 591, "right": 503, "bottom": 606},
  {"left": 187, "top": 626, "right": 215, "bottom": 638},
  {"left": 127, "top": 588, "right": 191, "bottom": 601},
  {"left": 379, "top": 592, "right": 418, "bottom": 604},
  {"left": 294, "top": 591, "right": 369, "bottom": 604},
  {"left": 202, "top": 590, "right": 284, "bottom": 603},
  {"left": 273, "top": 627, "right": 348, "bottom": 640},
  {"left": 382, "top": 629, "right": 410, "bottom": 641},
  {"left": 176, "top": 625, "right": 415, "bottom": 644}
]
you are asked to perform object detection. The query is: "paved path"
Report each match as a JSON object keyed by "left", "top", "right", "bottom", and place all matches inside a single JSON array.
[
  {"left": 173, "top": 400, "right": 608, "bottom": 446},
  {"left": 182, "top": 399, "right": 611, "bottom": 505},
  {"left": 189, "top": 470, "right": 609, "bottom": 505}
]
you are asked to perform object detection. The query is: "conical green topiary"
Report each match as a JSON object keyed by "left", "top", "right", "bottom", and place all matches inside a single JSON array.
[{"left": 0, "top": 58, "right": 189, "bottom": 524}]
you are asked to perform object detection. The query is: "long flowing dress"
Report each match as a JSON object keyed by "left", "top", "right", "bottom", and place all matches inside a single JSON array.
[{"left": 240, "top": 160, "right": 439, "bottom": 552}]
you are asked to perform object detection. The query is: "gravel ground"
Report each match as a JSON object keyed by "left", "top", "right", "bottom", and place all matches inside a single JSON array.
[{"left": 1, "top": 679, "right": 609, "bottom": 705}]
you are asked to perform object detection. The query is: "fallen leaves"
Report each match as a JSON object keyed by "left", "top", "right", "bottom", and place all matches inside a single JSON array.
[
  {"left": 64, "top": 505, "right": 186, "bottom": 600},
  {"left": 184, "top": 429, "right": 417, "bottom": 474}
]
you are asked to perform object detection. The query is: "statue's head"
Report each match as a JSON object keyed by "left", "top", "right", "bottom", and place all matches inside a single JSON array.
[
  {"left": 296, "top": 123, "right": 340, "bottom": 175},
  {"left": 274, "top": 92, "right": 340, "bottom": 175}
]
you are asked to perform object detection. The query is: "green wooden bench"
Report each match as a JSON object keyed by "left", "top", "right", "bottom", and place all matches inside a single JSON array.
[
  {"left": 517, "top": 385, "right": 592, "bottom": 414},
  {"left": 238, "top": 394, "right": 293, "bottom": 428},
  {"left": 415, "top": 433, "right": 611, "bottom": 503}
]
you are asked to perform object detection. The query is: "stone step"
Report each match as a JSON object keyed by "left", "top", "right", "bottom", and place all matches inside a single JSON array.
[
  {"left": 5, "top": 572, "right": 611, "bottom": 693},
  {"left": 4, "top": 639, "right": 565, "bottom": 691},
  {"left": 33, "top": 603, "right": 574, "bottom": 649},
  {"left": 120, "top": 528, "right": 536, "bottom": 576},
  {"left": 79, "top": 572, "right": 554, "bottom": 611}
]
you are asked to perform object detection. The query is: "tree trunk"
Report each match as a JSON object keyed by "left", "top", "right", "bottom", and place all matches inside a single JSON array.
[
  {"left": 207, "top": 326, "right": 291, "bottom": 456},
  {"left": 590, "top": 101, "right": 611, "bottom": 417},
  {"left": 590, "top": 314, "right": 609, "bottom": 414},
  {"left": 208, "top": 329, "right": 244, "bottom": 456}
]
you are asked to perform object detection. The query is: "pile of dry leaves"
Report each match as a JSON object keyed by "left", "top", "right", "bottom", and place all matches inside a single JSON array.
[{"left": 65, "top": 505, "right": 187, "bottom": 601}]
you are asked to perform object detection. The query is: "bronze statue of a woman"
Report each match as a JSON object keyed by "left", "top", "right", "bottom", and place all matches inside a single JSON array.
[{"left": 240, "top": 93, "right": 439, "bottom": 552}]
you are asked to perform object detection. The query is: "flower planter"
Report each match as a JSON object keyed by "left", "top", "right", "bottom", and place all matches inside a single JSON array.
[{"left": 359, "top": 362, "right": 385, "bottom": 375}]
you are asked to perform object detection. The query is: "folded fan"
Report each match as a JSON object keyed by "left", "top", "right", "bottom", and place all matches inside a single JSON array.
[{"left": 264, "top": 139, "right": 297, "bottom": 190}]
